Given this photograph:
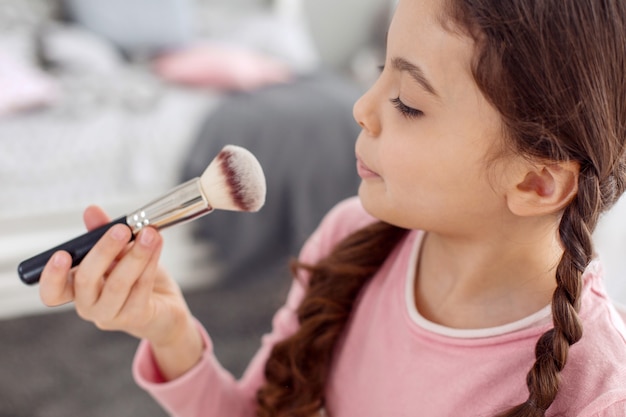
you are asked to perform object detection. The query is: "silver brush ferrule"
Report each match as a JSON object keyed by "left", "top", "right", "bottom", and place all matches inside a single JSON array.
[{"left": 126, "top": 178, "right": 213, "bottom": 234}]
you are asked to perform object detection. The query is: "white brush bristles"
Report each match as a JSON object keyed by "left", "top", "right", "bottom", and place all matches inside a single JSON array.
[{"left": 200, "top": 145, "right": 266, "bottom": 212}]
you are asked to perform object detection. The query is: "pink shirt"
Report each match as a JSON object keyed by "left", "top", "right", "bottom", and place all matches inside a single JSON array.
[{"left": 134, "top": 197, "right": 626, "bottom": 416}]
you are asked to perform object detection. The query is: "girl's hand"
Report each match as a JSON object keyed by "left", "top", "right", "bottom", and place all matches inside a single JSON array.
[{"left": 38, "top": 205, "right": 204, "bottom": 380}]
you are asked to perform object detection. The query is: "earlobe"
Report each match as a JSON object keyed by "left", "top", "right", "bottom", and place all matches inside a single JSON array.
[{"left": 507, "top": 161, "right": 579, "bottom": 217}]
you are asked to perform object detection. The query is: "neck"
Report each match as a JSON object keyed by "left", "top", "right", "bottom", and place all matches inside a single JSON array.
[{"left": 415, "top": 217, "right": 563, "bottom": 329}]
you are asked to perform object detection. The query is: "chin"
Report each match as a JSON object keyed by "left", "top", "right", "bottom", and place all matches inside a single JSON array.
[
  {"left": 358, "top": 186, "right": 399, "bottom": 226},
  {"left": 358, "top": 186, "right": 429, "bottom": 231}
]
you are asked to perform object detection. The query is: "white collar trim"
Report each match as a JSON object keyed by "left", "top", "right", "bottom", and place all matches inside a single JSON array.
[{"left": 404, "top": 232, "right": 552, "bottom": 339}]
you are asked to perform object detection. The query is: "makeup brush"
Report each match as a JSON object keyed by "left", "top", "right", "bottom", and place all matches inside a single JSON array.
[{"left": 17, "top": 144, "right": 266, "bottom": 285}]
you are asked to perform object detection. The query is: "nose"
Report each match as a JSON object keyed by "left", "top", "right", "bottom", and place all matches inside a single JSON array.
[{"left": 353, "top": 86, "right": 381, "bottom": 136}]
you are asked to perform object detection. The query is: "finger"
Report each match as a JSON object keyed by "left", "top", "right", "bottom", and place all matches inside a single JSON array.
[
  {"left": 93, "top": 228, "right": 162, "bottom": 323},
  {"left": 83, "top": 205, "right": 127, "bottom": 275},
  {"left": 83, "top": 205, "right": 111, "bottom": 231},
  {"left": 39, "top": 251, "right": 75, "bottom": 306},
  {"left": 73, "top": 224, "right": 132, "bottom": 311},
  {"left": 125, "top": 241, "right": 162, "bottom": 314}
]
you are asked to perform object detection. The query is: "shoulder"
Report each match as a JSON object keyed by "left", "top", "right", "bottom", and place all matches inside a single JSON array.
[
  {"left": 298, "top": 196, "right": 376, "bottom": 264},
  {"left": 554, "top": 263, "right": 626, "bottom": 415},
  {"left": 578, "top": 261, "right": 626, "bottom": 354},
  {"left": 575, "top": 394, "right": 626, "bottom": 417}
]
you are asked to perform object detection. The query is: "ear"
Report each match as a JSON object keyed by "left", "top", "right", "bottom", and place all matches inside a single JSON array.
[{"left": 507, "top": 161, "right": 579, "bottom": 217}]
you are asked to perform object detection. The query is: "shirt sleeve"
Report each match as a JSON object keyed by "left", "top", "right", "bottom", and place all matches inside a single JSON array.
[{"left": 132, "top": 230, "right": 324, "bottom": 417}]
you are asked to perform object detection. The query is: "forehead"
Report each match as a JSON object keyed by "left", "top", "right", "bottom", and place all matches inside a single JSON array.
[{"left": 388, "top": 0, "right": 476, "bottom": 102}]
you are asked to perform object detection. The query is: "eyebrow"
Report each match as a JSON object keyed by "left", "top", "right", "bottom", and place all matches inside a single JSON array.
[{"left": 392, "top": 57, "right": 440, "bottom": 98}]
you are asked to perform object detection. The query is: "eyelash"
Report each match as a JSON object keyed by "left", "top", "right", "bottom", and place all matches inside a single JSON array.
[
  {"left": 377, "top": 64, "right": 424, "bottom": 119},
  {"left": 390, "top": 97, "right": 424, "bottom": 118}
]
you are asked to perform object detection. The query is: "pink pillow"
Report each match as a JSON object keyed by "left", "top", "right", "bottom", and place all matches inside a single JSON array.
[
  {"left": 152, "top": 42, "right": 294, "bottom": 91},
  {"left": 0, "top": 50, "right": 59, "bottom": 117}
]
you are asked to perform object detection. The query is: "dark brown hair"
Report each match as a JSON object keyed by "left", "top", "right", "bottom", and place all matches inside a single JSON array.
[{"left": 256, "top": 1, "right": 626, "bottom": 416}]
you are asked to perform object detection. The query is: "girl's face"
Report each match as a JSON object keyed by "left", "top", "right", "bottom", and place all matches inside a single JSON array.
[{"left": 354, "top": 0, "right": 515, "bottom": 236}]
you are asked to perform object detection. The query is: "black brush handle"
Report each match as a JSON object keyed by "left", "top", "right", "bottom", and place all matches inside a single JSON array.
[{"left": 17, "top": 216, "right": 133, "bottom": 285}]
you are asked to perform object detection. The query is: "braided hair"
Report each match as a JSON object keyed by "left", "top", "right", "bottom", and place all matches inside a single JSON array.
[
  {"left": 256, "top": 1, "right": 626, "bottom": 416},
  {"left": 450, "top": 1, "right": 626, "bottom": 414}
]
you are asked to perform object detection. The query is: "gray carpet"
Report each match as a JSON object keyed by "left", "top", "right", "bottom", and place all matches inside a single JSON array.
[{"left": 0, "top": 259, "right": 291, "bottom": 417}]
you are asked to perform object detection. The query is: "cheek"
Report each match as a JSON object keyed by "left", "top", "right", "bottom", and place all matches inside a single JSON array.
[
  {"left": 379, "top": 149, "right": 438, "bottom": 206},
  {"left": 380, "top": 134, "right": 455, "bottom": 187},
  {"left": 379, "top": 142, "right": 422, "bottom": 182}
]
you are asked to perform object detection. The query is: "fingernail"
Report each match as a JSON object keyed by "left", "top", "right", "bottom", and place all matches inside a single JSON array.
[
  {"left": 52, "top": 252, "right": 68, "bottom": 268},
  {"left": 111, "top": 225, "right": 128, "bottom": 241},
  {"left": 139, "top": 228, "right": 155, "bottom": 246}
]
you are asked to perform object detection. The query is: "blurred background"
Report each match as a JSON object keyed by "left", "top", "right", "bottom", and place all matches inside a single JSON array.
[
  {"left": 0, "top": 0, "right": 391, "bottom": 318},
  {"left": 0, "top": 0, "right": 391, "bottom": 416},
  {"left": 0, "top": 0, "right": 625, "bottom": 416}
]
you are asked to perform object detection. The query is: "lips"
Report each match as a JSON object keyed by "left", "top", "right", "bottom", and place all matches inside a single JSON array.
[{"left": 356, "top": 156, "right": 380, "bottom": 179}]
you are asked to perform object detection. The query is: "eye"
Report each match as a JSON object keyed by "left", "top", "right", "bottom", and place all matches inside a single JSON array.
[{"left": 390, "top": 97, "right": 424, "bottom": 118}]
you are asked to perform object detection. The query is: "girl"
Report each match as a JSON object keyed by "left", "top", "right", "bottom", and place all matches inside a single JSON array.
[{"left": 40, "top": 0, "right": 626, "bottom": 415}]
